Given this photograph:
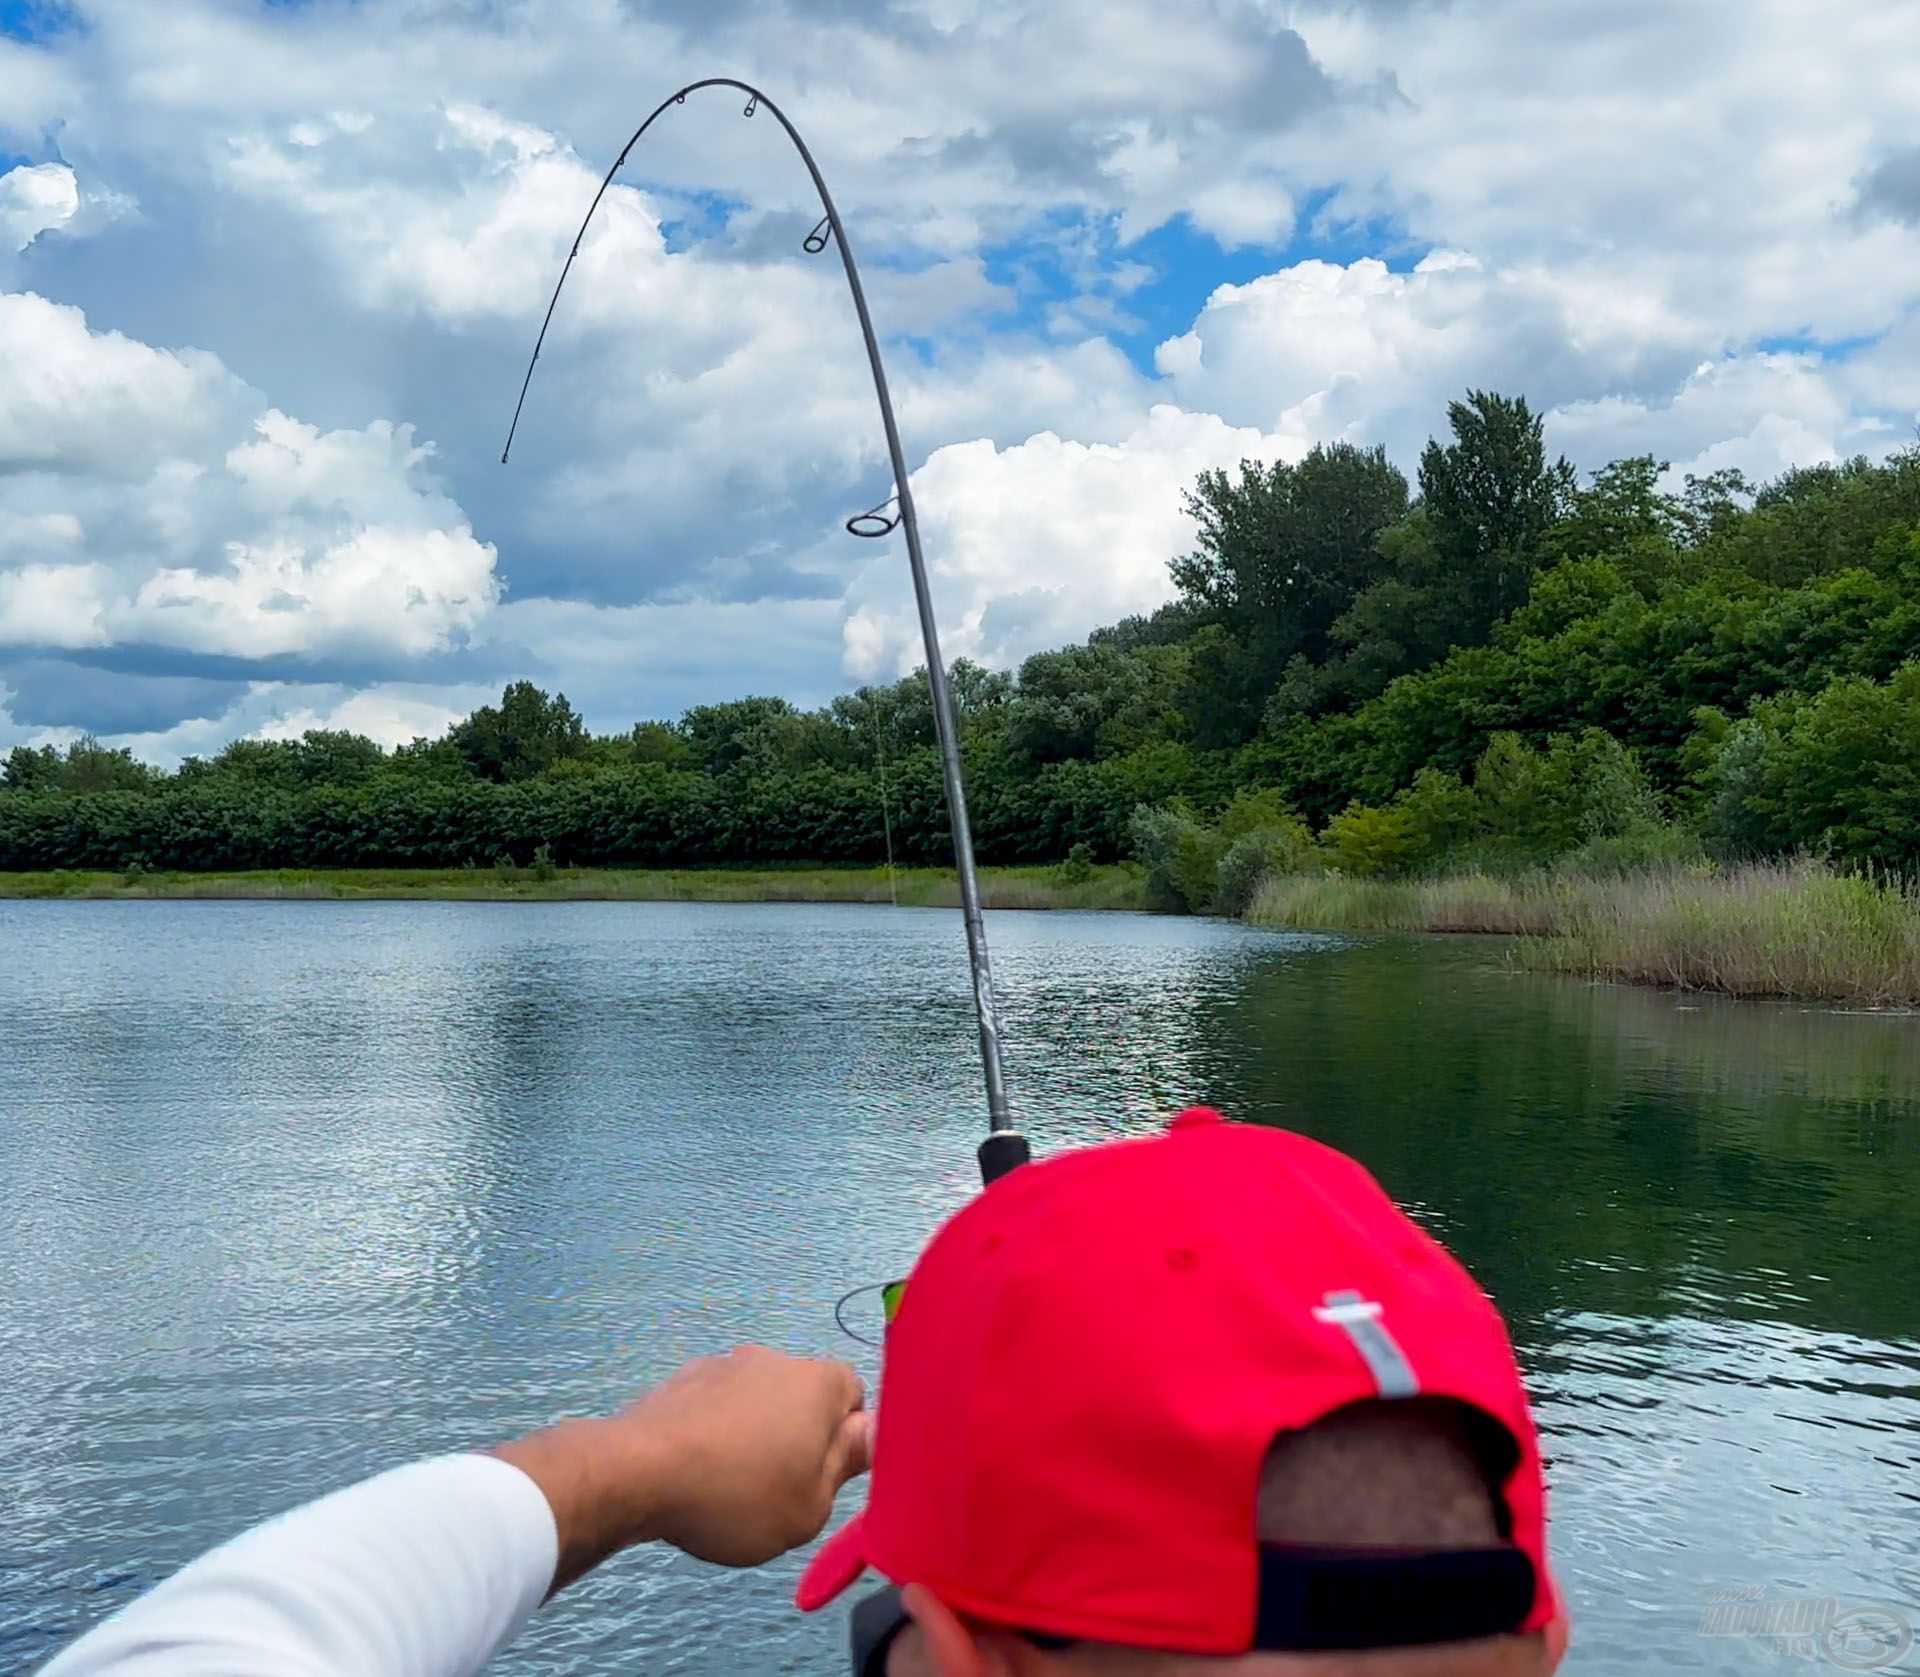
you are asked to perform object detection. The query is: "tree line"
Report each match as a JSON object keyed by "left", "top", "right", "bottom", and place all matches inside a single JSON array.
[{"left": 5, "top": 389, "right": 1918, "bottom": 890}]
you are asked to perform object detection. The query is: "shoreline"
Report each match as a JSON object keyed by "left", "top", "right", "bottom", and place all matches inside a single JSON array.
[
  {"left": 0, "top": 863, "right": 1152, "bottom": 912},
  {"left": 11, "top": 860, "right": 1914, "bottom": 1011},
  {"left": 1248, "top": 861, "right": 1920, "bottom": 1010}
]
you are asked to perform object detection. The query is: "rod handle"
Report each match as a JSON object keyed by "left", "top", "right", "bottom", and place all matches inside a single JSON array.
[{"left": 977, "top": 1130, "right": 1031, "bottom": 1186}]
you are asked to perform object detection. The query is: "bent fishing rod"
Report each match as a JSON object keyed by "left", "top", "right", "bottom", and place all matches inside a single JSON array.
[{"left": 502, "top": 77, "right": 1029, "bottom": 1189}]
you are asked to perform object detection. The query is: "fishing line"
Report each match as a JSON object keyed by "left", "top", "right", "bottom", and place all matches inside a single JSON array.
[
  {"left": 873, "top": 707, "right": 898, "bottom": 908},
  {"left": 500, "top": 79, "right": 1029, "bottom": 1187},
  {"left": 832, "top": 1283, "right": 892, "bottom": 1349}
]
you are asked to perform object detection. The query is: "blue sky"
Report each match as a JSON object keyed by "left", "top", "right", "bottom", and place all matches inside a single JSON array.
[
  {"left": 0, "top": 3, "right": 69, "bottom": 43},
  {"left": 2, "top": 0, "right": 1918, "bottom": 762}
]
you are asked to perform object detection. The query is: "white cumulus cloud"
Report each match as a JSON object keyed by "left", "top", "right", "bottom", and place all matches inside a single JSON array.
[
  {"left": 86, "top": 681, "right": 497, "bottom": 769},
  {"left": 1153, "top": 252, "right": 1699, "bottom": 467},
  {"left": 250, "top": 685, "right": 481, "bottom": 749},
  {"left": 0, "top": 162, "right": 79, "bottom": 252},
  {"left": 843, "top": 404, "right": 1303, "bottom": 677},
  {"left": 0, "top": 294, "right": 500, "bottom": 662},
  {"left": 2, "top": 0, "right": 1919, "bottom": 753},
  {"left": 0, "top": 291, "right": 239, "bottom": 477}
]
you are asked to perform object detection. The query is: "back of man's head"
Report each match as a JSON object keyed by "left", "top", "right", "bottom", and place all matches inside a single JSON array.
[
  {"left": 885, "top": 1401, "right": 1553, "bottom": 1677},
  {"left": 798, "top": 1113, "right": 1567, "bottom": 1676}
]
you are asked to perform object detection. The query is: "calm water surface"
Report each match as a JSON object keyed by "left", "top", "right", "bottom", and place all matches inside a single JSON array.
[{"left": 0, "top": 902, "right": 1915, "bottom": 1674}]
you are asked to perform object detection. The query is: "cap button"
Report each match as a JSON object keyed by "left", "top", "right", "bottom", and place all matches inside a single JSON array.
[{"left": 1168, "top": 1106, "right": 1227, "bottom": 1131}]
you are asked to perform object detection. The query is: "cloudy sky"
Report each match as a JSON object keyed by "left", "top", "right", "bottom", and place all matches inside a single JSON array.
[{"left": 2, "top": 0, "right": 1918, "bottom": 762}]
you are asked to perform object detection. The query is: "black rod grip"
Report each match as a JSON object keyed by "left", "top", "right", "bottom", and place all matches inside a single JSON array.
[{"left": 978, "top": 1130, "right": 1031, "bottom": 1185}]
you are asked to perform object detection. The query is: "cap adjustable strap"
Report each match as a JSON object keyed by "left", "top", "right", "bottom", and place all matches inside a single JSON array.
[
  {"left": 1254, "top": 1545, "right": 1537, "bottom": 1650},
  {"left": 1313, "top": 1290, "right": 1419, "bottom": 1398}
]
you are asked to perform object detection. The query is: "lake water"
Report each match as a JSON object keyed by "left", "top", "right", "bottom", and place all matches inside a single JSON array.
[{"left": 0, "top": 901, "right": 1915, "bottom": 1674}]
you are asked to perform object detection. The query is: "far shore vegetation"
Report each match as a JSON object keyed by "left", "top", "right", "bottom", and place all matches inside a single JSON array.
[
  {"left": 0, "top": 861, "right": 1148, "bottom": 912},
  {"left": 9, "top": 854, "right": 1916, "bottom": 1009},
  {"left": 8, "top": 391, "right": 1920, "bottom": 1007}
]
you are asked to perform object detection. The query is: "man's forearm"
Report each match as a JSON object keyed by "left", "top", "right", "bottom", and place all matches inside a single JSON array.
[
  {"left": 37, "top": 1348, "right": 870, "bottom": 1677},
  {"left": 39, "top": 1455, "right": 558, "bottom": 1677},
  {"left": 492, "top": 1416, "right": 668, "bottom": 1592}
]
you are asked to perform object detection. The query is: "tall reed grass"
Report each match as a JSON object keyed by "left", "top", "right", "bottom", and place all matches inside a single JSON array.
[
  {"left": 1249, "top": 860, "right": 1920, "bottom": 1007},
  {"left": 1248, "top": 871, "right": 1571, "bottom": 936}
]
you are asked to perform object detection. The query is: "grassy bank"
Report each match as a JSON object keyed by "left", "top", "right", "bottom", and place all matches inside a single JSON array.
[
  {"left": 1250, "top": 861, "right": 1920, "bottom": 1008},
  {"left": 0, "top": 862, "right": 1150, "bottom": 912},
  {"left": 18, "top": 857, "right": 1914, "bottom": 1006}
]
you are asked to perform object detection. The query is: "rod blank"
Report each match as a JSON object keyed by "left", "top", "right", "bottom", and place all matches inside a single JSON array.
[{"left": 500, "top": 80, "right": 1017, "bottom": 1154}]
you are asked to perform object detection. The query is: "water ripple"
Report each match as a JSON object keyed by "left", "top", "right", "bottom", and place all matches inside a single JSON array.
[{"left": 1, "top": 903, "right": 1914, "bottom": 1675}]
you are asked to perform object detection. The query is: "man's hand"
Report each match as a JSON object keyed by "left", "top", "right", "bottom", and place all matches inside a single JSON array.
[
  {"left": 623, "top": 1346, "right": 874, "bottom": 1565},
  {"left": 493, "top": 1346, "right": 873, "bottom": 1591}
]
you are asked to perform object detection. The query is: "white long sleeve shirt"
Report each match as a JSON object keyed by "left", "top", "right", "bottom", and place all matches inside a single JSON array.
[{"left": 39, "top": 1456, "right": 559, "bottom": 1677}]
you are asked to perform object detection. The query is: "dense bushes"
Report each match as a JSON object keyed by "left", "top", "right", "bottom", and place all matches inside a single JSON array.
[
  {"left": 1130, "top": 788, "right": 1316, "bottom": 913},
  {"left": 8, "top": 391, "right": 1920, "bottom": 885},
  {"left": 1259, "top": 549, "right": 1920, "bottom": 820},
  {"left": 0, "top": 770, "right": 866, "bottom": 873},
  {"left": 0, "top": 745, "right": 1232, "bottom": 873},
  {"left": 1127, "top": 729, "right": 1706, "bottom": 910},
  {"left": 1699, "top": 664, "right": 1920, "bottom": 869}
]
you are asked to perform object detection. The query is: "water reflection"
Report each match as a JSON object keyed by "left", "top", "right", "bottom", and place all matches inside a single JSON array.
[{"left": 0, "top": 905, "right": 1914, "bottom": 1675}]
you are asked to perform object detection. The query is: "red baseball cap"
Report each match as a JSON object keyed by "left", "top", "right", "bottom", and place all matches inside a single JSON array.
[{"left": 798, "top": 1108, "right": 1560, "bottom": 1654}]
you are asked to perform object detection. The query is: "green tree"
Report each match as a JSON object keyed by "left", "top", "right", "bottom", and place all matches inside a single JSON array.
[
  {"left": 1540, "top": 456, "right": 1684, "bottom": 594},
  {"left": 1, "top": 744, "right": 63, "bottom": 792},
  {"left": 1702, "top": 449, "right": 1920, "bottom": 585},
  {"left": 1088, "top": 599, "right": 1208, "bottom": 653},
  {"left": 1321, "top": 802, "right": 1424, "bottom": 878},
  {"left": 34, "top": 735, "right": 159, "bottom": 794},
  {"left": 1291, "top": 395, "right": 1583, "bottom": 719},
  {"left": 1172, "top": 443, "right": 1410, "bottom": 740},
  {"left": 1673, "top": 468, "right": 1752, "bottom": 549},
  {"left": 196, "top": 731, "right": 385, "bottom": 791},
  {"left": 1305, "top": 515, "right": 1462, "bottom": 710},
  {"left": 1393, "top": 768, "right": 1478, "bottom": 861},
  {"left": 291, "top": 730, "right": 384, "bottom": 787},
  {"left": 1175, "top": 443, "right": 1409, "bottom": 667},
  {"left": 948, "top": 658, "right": 1015, "bottom": 722},
  {"left": 1424, "top": 393, "right": 1576, "bottom": 564},
  {"left": 1128, "top": 803, "right": 1226, "bottom": 912},
  {"left": 627, "top": 721, "right": 692, "bottom": 768},
  {"left": 202, "top": 738, "right": 304, "bottom": 790},
  {"left": 1465, "top": 730, "right": 1662, "bottom": 862},
  {"left": 1702, "top": 665, "right": 1920, "bottom": 869},
  {"left": 828, "top": 661, "right": 1011, "bottom": 768},
  {"left": 1212, "top": 789, "right": 1319, "bottom": 913},
  {"left": 450, "top": 682, "right": 589, "bottom": 782},
  {"left": 1698, "top": 720, "right": 1773, "bottom": 862},
  {"left": 683, "top": 698, "right": 857, "bottom": 777},
  {"left": 1177, "top": 622, "right": 1272, "bottom": 749},
  {"left": 1002, "top": 643, "right": 1187, "bottom": 764},
  {"left": 388, "top": 735, "right": 471, "bottom": 782},
  {"left": 829, "top": 677, "right": 936, "bottom": 764},
  {"left": 1419, "top": 390, "right": 1577, "bottom": 630},
  {"left": 1470, "top": 733, "right": 1572, "bottom": 857}
]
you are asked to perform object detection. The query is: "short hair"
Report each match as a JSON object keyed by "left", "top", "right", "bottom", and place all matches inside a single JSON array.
[{"left": 1256, "top": 1398, "right": 1508, "bottom": 1548}]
